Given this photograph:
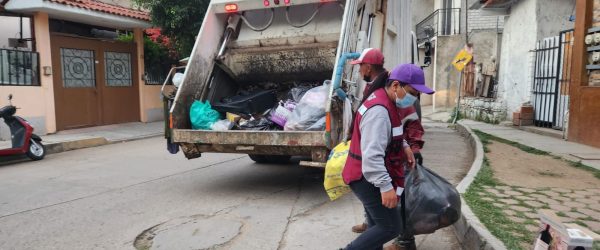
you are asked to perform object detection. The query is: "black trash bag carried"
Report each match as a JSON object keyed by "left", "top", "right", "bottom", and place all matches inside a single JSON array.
[{"left": 402, "top": 165, "right": 461, "bottom": 235}]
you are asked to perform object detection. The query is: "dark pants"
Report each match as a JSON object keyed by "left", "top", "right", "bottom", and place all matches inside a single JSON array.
[{"left": 345, "top": 178, "right": 402, "bottom": 250}]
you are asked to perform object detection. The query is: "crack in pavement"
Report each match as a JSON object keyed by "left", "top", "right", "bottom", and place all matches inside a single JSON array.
[
  {"left": 0, "top": 156, "right": 247, "bottom": 220},
  {"left": 276, "top": 176, "right": 304, "bottom": 250}
]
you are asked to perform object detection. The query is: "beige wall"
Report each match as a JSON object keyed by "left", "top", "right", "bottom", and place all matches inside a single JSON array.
[
  {"left": 134, "top": 28, "right": 164, "bottom": 123},
  {"left": 0, "top": 12, "right": 55, "bottom": 138}
]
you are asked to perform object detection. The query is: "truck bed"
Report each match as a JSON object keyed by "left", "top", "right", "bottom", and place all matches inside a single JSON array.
[{"left": 172, "top": 129, "right": 329, "bottom": 161}]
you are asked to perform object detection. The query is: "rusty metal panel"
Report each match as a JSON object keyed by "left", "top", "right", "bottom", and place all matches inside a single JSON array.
[
  {"left": 172, "top": 130, "right": 327, "bottom": 147},
  {"left": 221, "top": 42, "right": 337, "bottom": 83},
  {"left": 194, "top": 144, "right": 316, "bottom": 156}
]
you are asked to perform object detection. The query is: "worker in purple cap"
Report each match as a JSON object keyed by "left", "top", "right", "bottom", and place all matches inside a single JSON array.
[
  {"left": 384, "top": 64, "right": 435, "bottom": 250},
  {"left": 341, "top": 63, "right": 434, "bottom": 250}
]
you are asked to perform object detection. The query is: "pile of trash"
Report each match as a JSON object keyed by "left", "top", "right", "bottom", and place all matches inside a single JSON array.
[{"left": 190, "top": 81, "right": 330, "bottom": 132}]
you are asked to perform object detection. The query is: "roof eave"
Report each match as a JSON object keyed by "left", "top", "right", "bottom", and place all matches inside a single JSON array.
[{"left": 5, "top": 0, "right": 151, "bottom": 29}]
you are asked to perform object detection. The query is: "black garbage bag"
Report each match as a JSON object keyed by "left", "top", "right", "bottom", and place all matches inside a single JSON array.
[
  {"left": 240, "top": 117, "right": 280, "bottom": 131},
  {"left": 401, "top": 165, "right": 461, "bottom": 235},
  {"left": 212, "top": 90, "right": 277, "bottom": 118}
]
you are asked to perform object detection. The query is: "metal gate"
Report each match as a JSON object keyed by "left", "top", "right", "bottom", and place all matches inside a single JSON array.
[{"left": 532, "top": 29, "right": 574, "bottom": 130}]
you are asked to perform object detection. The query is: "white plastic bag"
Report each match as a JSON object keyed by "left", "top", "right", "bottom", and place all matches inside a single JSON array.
[
  {"left": 172, "top": 73, "right": 184, "bottom": 88},
  {"left": 284, "top": 83, "right": 329, "bottom": 131},
  {"left": 210, "top": 119, "right": 234, "bottom": 131},
  {"left": 343, "top": 98, "right": 352, "bottom": 140}
]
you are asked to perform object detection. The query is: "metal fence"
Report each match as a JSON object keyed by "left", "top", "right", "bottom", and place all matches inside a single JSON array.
[
  {"left": 415, "top": 8, "right": 461, "bottom": 43},
  {"left": 144, "top": 69, "right": 167, "bottom": 85},
  {"left": 0, "top": 49, "right": 40, "bottom": 86},
  {"left": 531, "top": 29, "right": 574, "bottom": 131}
]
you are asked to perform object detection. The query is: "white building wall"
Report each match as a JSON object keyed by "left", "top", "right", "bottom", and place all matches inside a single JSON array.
[
  {"left": 497, "top": 0, "right": 575, "bottom": 119},
  {"left": 497, "top": 0, "right": 538, "bottom": 118}
]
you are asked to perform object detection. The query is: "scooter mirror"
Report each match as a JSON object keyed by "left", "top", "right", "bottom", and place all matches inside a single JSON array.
[{"left": 8, "top": 94, "right": 12, "bottom": 101}]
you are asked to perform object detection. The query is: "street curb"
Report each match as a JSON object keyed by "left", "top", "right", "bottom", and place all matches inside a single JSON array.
[
  {"left": 46, "top": 137, "right": 109, "bottom": 154},
  {"left": 47, "top": 133, "right": 163, "bottom": 155},
  {"left": 453, "top": 121, "right": 508, "bottom": 250},
  {"left": 1, "top": 133, "right": 162, "bottom": 165}
]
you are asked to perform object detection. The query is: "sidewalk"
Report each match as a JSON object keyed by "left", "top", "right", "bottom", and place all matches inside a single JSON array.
[
  {"left": 420, "top": 104, "right": 600, "bottom": 171},
  {"left": 0, "top": 121, "right": 163, "bottom": 156},
  {"left": 460, "top": 120, "right": 600, "bottom": 171}
]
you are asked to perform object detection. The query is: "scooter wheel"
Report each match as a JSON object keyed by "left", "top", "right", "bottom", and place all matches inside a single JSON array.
[{"left": 26, "top": 139, "right": 46, "bottom": 161}]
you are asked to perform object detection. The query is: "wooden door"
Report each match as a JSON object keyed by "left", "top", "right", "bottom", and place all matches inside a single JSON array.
[
  {"left": 98, "top": 41, "right": 140, "bottom": 125},
  {"left": 51, "top": 35, "right": 101, "bottom": 130},
  {"left": 51, "top": 35, "right": 140, "bottom": 130}
]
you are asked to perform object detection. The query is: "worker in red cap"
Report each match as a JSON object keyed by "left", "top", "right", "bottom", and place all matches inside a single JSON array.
[
  {"left": 348, "top": 49, "right": 431, "bottom": 238},
  {"left": 347, "top": 48, "right": 389, "bottom": 234},
  {"left": 350, "top": 48, "right": 388, "bottom": 99}
]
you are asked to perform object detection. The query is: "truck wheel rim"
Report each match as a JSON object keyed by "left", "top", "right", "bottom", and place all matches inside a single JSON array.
[{"left": 30, "top": 140, "right": 44, "bottom": 157}]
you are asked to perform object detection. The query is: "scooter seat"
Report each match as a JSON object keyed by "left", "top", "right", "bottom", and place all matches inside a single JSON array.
[{"left": 0, "top": 106, "right": 16, "bottom": 118}]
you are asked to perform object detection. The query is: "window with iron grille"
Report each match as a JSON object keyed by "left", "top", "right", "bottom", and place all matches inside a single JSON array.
[{"left": 0, "top": 13, "right": 39, "bottom": 86}]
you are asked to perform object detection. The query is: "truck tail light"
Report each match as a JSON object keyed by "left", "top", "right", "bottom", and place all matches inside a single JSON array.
[
  {"left": 284, "top": 0, "right": 291, "bottom": 4},
  {"left": 225, "top": 4, "right": 238, "bottom": 13},
  {"left": 263, "top": 0, "right": 270, "bottom": 7}
]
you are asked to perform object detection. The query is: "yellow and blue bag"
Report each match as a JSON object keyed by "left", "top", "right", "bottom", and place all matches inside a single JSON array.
[{"left": 324, "top": 141, "right": 351, "bottom": 201}]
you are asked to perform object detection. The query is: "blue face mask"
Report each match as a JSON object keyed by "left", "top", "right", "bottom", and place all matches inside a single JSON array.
[{"left": 395, "top": 86, "right": 417, "bottom": 108}]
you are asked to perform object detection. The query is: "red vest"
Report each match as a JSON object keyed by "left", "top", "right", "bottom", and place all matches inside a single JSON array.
[{"left": 342, "top": 88, "right": 407, "bottom": 188}]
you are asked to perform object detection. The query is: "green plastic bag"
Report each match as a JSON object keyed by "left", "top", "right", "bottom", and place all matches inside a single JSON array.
[{"left": 190, "top": 101, "right": 220, "bottom": 130}]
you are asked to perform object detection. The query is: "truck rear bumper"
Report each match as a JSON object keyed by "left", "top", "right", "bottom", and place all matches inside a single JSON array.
[{"left": 172, "top": 129, "right": 329, "bottom": 161}]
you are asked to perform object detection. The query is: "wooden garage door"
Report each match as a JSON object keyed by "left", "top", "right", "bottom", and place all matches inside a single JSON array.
[{"left": 52, "top": 35, "right": 140, "bottom": 130}]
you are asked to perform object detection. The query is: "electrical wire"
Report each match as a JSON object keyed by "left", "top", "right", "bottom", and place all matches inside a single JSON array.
[
  {"left": 239, "top": 8, "right": 275, "bottom": 32},
  {"left": 285, "top": 4, "right": 322, "bottom": 28}
]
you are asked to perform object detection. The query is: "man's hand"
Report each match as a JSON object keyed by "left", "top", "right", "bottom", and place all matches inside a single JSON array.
[
  {"left": 404, "top": 147, "right": 416, "bottom": 170},
  {"left": 381, "top": 189, "right": 398, "bottom": 208}
]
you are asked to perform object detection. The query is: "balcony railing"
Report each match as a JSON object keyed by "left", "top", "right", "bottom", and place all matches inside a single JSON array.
[
  {"left": 0, "top": 49, "right": 40, "bottom": 86},
  {"left": 415, "top": 8, "right": 462, "bottom": 43}
]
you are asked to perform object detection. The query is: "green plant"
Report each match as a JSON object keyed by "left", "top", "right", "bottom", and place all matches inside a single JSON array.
[
  {"left": 447, "top": 107, "right": 463, "bottom": 123},
  {"left": 118, "top": 33, "right": 177, "bottom": 79},
  {"left": 568, "top": 160, "right": 600, "bottom": 180},
  {"left": 473, "top": 130, "right": 550, "bottom": 155},
  {"left": 133, "top": 0, "right": 210, "bottom": 56}
]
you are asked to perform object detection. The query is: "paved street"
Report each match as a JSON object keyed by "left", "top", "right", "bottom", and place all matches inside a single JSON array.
[{"left": 0, "top": 120, "right": 471, "bottom": 250}]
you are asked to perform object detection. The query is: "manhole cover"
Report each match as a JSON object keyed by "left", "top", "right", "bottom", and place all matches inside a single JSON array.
[{"left": 135, "top": 216, "right": 242, "bottom": 250}]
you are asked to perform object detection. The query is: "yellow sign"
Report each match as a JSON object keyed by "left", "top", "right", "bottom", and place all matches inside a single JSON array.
[{"left": 452, "top": 49, "right": 473, "bottom": 71}]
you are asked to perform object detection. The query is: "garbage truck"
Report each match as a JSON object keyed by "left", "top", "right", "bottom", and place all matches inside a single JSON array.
[{"left": 167, "top": 0, "right": 417, "bottom": 166}]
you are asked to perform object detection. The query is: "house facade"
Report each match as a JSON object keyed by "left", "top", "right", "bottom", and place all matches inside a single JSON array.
[{"left": 0, "top": 0, "right": 165, "bottom": 140}]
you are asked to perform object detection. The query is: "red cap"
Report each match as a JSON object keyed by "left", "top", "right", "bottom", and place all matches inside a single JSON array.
[{"left": 350, "top": 48, "right": 384, "bottom": 65}]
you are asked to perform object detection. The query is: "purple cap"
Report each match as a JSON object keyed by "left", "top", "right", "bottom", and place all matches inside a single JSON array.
[{"left": 388, "top": 64, "right": 435, "bottom": 95}]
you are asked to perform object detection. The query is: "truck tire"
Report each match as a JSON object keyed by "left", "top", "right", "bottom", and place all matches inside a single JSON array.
[
  {"left": 249, "top": 154, "right": 268, "bottom": 163},
  {"left": 248, "top": 154, "right": 291, "bottom": 164}
]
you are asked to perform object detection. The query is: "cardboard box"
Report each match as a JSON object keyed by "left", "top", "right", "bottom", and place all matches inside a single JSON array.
[{"left": 535, "top": 210, "right": 597, "bottom": 250}]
